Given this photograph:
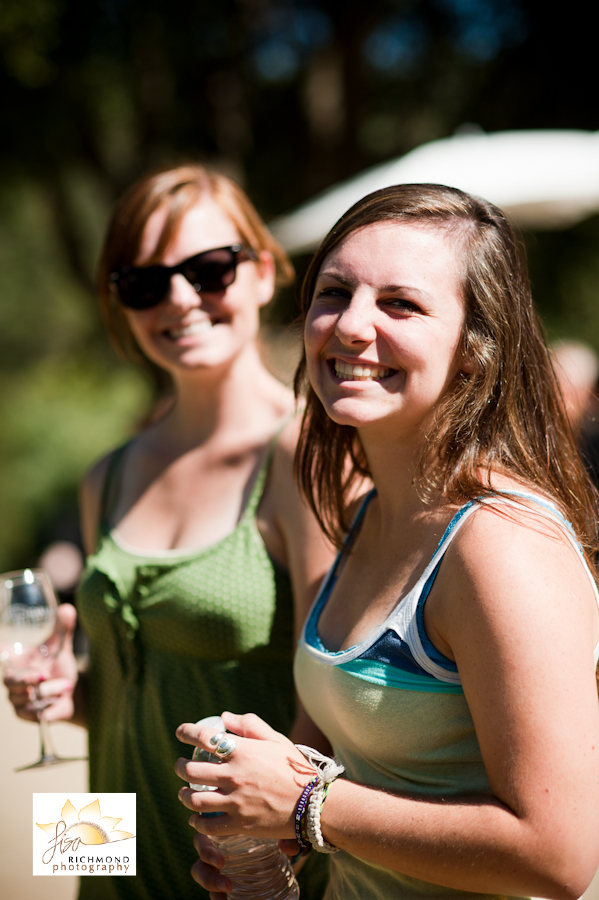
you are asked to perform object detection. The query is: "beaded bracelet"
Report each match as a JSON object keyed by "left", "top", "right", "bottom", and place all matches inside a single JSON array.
[
  {"left": 294, "top": 776, "right": 318, "bottom": 852},
  {"left": 294, "top": 745, "right": 345, "bottom": 853}
]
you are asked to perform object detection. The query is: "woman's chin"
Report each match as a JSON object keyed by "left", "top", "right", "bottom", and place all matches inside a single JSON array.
[
  {"left": 141, "top": 338, "right": 244, "bottom": 375},
  {"left": 321, "top": 399, "right": 390, "bottom": 429}
]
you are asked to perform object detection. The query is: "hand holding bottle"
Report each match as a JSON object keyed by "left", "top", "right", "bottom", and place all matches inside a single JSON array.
[
  {"left": 177, "top": 714, "right": 308, "bottom": 899},
  {"left": 176, "top": 711, "right": 315, "bottom": 841}
]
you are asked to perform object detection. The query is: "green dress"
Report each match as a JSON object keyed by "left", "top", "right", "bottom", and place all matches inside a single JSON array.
[{"left": 77, "top": 442, "right": 327, "bottom": 900}]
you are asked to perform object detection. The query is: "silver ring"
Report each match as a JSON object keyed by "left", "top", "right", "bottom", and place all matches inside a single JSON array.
[{"left": 209, "top": 732, "right": 236, "bottom": 759}]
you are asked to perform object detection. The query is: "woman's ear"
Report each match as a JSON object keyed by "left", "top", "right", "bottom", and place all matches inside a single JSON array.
[
  {"left": 460, "top": 354, "right": 475, "bottom": 375},
  {"left": 256, "top": 251, "right": 276, "bottom": 307}
]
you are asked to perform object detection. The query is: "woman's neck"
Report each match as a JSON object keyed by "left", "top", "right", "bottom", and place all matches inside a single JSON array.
[
  {"left": 153, "top": 343, "right": 292, "bottom": 451},
  {"left": 358, "top": 425, "right": 435, "bottom": 529}
]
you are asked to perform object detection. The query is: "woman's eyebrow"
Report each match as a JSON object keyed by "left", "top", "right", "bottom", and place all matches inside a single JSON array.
[
  {"left": 382, "top": 284, "right": 431, "bottom": 299},
  {"left": 316, "top": 269, "right": 353, "bottom": 285},
  {"left": 317, "top": 270, "right": 431, "bottom": 299}
]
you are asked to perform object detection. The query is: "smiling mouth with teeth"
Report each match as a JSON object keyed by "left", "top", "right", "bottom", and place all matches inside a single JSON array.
[
  {"left": 334, "top": 360, "right": 395, "bottom": 381},
  {"left": 167, "top": 320, "right": 214, "bottom": 340}
]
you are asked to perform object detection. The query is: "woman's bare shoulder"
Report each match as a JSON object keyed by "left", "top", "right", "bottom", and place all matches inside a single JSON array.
[
  {"left": 79, "top": 445, "right": 129, "bottom": 554},
  {"left": 430, "top": 485, "right": 599, "bottom": 700},
  {"left": 442, "top": 487, "right": 598, "bottom": 638},
  {"left": 271, "top": 408, "right": 302, "bottom": 457},
  {"left": 82, "top": 451, "right": 113, "bottom": 494},
  {"left": 463, "top": 472, "right": 579, "bottom": 550},
  {"left": 264, "top": 412, "right": 312, "bottom": 518},
  {"left": 451, "top": 487, "right": 583, "bottom": 573}
]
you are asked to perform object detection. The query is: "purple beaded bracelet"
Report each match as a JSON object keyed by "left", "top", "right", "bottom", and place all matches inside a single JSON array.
[{"left": 294, "top": 777, "right": 318, "bottom": 851}]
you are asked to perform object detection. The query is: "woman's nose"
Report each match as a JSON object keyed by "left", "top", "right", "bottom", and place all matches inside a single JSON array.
[
  {"left": 335, "top": 296, "right": 377, "bottom": 344},
  {"left": 165, "top": 273, "right": 202, "bottom": 309}
]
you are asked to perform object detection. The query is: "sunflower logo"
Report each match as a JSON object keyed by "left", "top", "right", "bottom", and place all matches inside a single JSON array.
[{"left": 37, "top": 798, "right": 135, "bottom": 844}]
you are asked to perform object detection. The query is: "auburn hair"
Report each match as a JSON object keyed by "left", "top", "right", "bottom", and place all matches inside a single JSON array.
[
  {"left": 97, "top": 163, "right": 294, "bottom": 369},
  {"left": 294, "top": 183, "right": 599, "bottom": 559}
]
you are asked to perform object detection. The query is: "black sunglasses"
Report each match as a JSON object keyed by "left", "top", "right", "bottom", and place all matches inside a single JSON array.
[{"left": 109, "top": 243, "right": 258, "bottom": 310}]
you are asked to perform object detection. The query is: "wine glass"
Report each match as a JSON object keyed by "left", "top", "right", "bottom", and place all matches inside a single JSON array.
[{"left": 0, "top": 568, "right": 87, "bottom": 770}]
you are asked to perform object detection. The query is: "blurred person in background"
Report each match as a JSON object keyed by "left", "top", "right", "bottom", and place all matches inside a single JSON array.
[
  {"left": 38, "top": 541, "right": 84, "bottom": 594},
  {"left": 4, "top": 164, "right": 333, "bottom": 900},
  {"left": 552, "top": 339, "right": 599, "bottom": 487}
]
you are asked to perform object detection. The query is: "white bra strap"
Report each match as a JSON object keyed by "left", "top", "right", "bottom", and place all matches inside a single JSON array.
[
  {"left": 395, "top": 491, "right": 599, "bottom": 682},
  {"left": 394, "top": 502, "right": 480, "bottom": 683}
]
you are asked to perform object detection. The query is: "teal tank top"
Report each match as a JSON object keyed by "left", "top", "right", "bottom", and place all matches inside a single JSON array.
[
  {"left": 296, "top": 492, "right": 599, "bottom": 900},
  {"left": 77, "top": 440, "right": 327, "bottom": 900}
]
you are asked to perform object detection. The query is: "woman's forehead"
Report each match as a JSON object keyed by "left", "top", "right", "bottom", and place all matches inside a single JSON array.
[
  {"left": 318, "top": 220, "right": 460, "bottom": 277},
  {"left": 137, "top": 195, "right": 241, "bottom": 264}
]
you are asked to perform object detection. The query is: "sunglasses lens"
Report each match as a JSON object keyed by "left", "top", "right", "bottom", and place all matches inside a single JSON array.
[
  {"left": 112, "top": 246, "right": 249, "bottom": 308},
  {"left": 114, "top": 268, "right": 170, "bottom": 309},
  {"left": 183, "top": 248, "right": 238, "bottom": 293}
]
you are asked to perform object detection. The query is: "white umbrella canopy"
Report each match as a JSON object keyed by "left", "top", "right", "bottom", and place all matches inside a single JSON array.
[{"left": 270, "top": 129, "right": 599, "bottom": 254}]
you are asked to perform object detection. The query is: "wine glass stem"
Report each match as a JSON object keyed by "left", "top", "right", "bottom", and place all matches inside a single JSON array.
[{"left": 37, "top": 711, "right": 57, "bottom": 762}]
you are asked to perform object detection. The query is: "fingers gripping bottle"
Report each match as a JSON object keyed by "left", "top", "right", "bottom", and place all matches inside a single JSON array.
[{"left": 190, "top": 716, "right": 300, "bottom": 900}]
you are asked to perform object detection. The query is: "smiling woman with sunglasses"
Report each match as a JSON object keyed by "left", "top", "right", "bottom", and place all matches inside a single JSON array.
[{"left": 3, "top": 164, "right": 333, "bottom": 900}]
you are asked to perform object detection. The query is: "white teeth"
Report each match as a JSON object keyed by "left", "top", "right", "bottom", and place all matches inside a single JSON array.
[
  {"left": 168, "top": 320, "right": 213, "bottom": 339},
  {"left": 334, "top": 360, "right": 394, "bottom": 381}
]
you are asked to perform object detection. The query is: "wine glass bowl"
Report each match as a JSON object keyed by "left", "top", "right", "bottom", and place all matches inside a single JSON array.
[
  {"left": 0, "top": 568, "right": 86, "bottom": 769},
  {"left": 1, "top": 569, "right": 56, "bottom": 662}
]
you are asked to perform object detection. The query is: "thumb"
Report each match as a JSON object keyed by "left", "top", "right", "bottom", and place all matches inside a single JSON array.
[
  {"left": 56, "top": 602, "right": 77, "bottom": 637},
  {"left": 38, "top": 677, "right": 75, "bottom": 700},
  {"left": 221, "top": 711, "right": 286, "bottom": 744}
]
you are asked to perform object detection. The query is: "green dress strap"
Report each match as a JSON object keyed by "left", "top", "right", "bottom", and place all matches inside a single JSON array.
[
  {"left": 241, "top": 419, "right": 290, "bottom": 520},
  {"left": 97, "top": 443, "right": 132, "bottom": 546}
]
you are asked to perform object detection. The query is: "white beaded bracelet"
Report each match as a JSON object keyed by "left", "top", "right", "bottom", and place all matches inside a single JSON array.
[{"left": 295, "top": 745, "right": 345, "bottom": 853}]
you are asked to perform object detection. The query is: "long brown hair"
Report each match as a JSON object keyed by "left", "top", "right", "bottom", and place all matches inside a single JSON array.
[
  {"left": 97, "top": 163, "right": 294, "bottom": 369},
  {"left": 295, "top": 183, "right": 599, "bottom": 557}
]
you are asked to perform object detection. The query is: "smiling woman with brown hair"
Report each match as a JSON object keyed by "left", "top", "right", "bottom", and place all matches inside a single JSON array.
[
  {"left": 177, "top": 184, "right": 599, "bottom": 900},
  {"left": 4, "top": 163, "right": 333, "bottom": 900}
]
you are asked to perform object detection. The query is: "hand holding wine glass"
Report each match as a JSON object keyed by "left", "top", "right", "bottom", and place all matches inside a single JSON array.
[
  {"left": 1, "top": 568, "right": 85, "bottom": 769},
  {"left": 4, "top": 602, "right": 79, "bottom": 724}
]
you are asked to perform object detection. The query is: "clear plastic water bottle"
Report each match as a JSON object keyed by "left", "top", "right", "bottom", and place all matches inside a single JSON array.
[{"left": 190, "top": 716, "right": 300, "bottom": 900}]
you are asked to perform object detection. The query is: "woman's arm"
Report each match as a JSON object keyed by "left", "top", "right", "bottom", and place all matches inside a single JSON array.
[
  {"left": 259, "top": 417, "right": 334, "bottom": 639},
  {"left": 258, "top": 416, "right": 335, "bottom": 752},
  {"left": 66, "top": 453, "right": 119, "bottom": 726},
  {"left": 4, "top": 453, "right": 113, "bottom": 729},
  {"left": 175, "top": 507, "right": 599, "bottom": 900}
]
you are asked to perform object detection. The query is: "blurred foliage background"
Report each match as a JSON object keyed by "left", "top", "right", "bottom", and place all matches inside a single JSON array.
[{"left": 0, "top": 0, "right": 597, "bottom": 569}]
